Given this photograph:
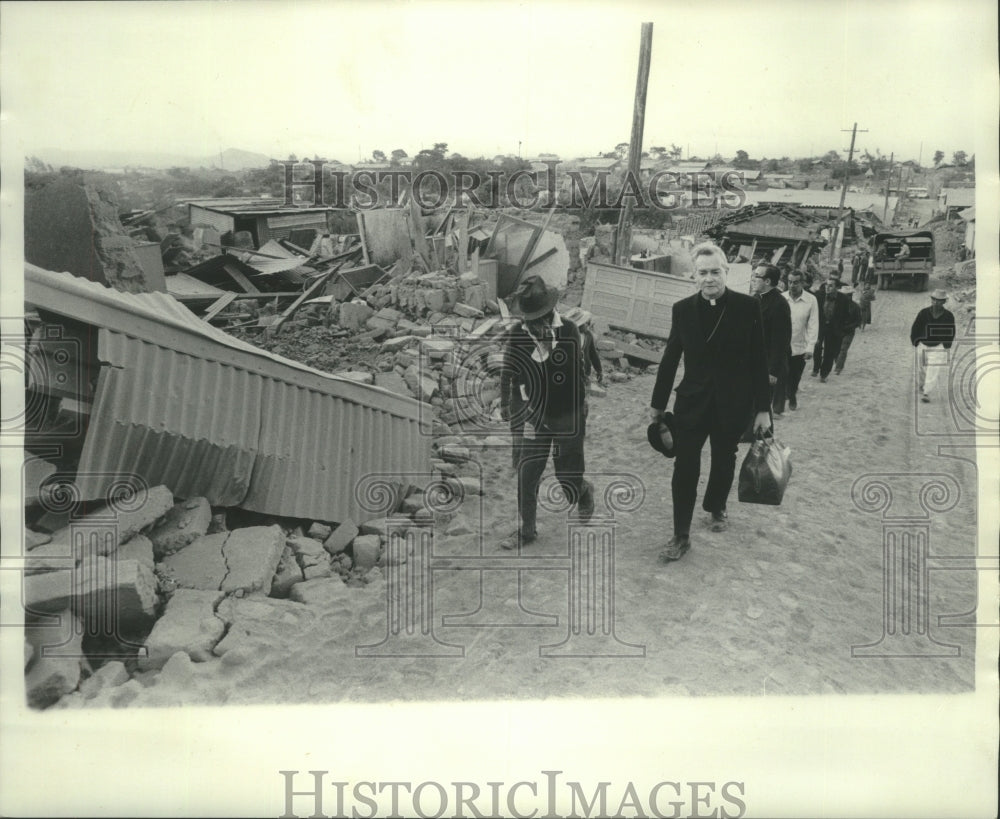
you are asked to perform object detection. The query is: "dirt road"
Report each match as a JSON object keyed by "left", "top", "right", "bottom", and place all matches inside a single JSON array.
[{"left": 67, "top": 277, "right": 981, "bottom": 708}]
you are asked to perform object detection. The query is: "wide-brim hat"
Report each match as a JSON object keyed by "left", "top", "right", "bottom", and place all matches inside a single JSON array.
[
  {"left": 511, "top": 275, "right": 560, "bottom": 320},
  {"left": 646, "top": 412, "right": 677, "bottom": 458},
  {"left": 930, "top": 288, "right": 948, "bottom": 301}
]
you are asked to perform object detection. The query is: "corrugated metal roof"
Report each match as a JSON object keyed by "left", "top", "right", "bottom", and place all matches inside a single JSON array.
[
  {"left": 188, "top": 198, "right": 335, "bottom": 216},
  {"left": 25, "top": 264, "right": 430, "bottom": 521},
  {"left": 232, "top": 240, "right": 310, "bottom": 277}
]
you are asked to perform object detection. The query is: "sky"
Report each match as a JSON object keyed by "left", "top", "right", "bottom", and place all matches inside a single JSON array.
[{"left": 2, "top": 0, "right": 997, "bottom": 166}]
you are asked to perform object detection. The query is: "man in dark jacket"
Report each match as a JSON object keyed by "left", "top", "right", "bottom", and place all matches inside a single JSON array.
[
  {"left": 811, "top": 274, "right": 854, "bottom": 382},
  {"left": 499, "top": 276, "right": 594, "bottom": 549},
  {"left": 752, "top": 264, "right": 792, "bottom": 415},
  {"left": 649, "top": 242, "right": 771, "bottom": 562},
  {"left": 910, "top": 288, "right": 956, "bottom": 403}
]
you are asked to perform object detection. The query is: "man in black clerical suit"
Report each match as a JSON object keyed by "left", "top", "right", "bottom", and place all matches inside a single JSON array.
[{"left": 649, "top": 242, "right": 771, "bottom": 562}]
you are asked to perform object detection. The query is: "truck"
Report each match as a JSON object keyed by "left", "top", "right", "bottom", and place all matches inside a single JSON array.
[{"left": 871, "top": 230, "right": 935, "bottom": 291}]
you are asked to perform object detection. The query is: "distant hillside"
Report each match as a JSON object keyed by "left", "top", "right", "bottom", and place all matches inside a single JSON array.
[
  {"left": 33, "top": 147, "right": 272, "bottom": 171},
  {"left": 208, "top": 148, "right": 272, "bottom": 171}
]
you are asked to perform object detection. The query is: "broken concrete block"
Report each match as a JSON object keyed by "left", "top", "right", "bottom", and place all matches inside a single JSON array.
[
  {"left": 140, "top": 589, "right": 226, "bottom": 669},
  {"left": 213, "top": 596, "right": 310, "bottom": 657},
  {"left": 159, "top": 532, "right": 229, "bottom": 591},
  {"left": 351, "top": 535, "right": 381, "bottom": 571},
  {"left": 439, "top": 445, "right": 472, "bottom": 463},
  {"left": 270, "top": 546, "right": 304, "bottom": 598},
  {"left": 339, "top": 301, "right": 374, "bottom": 331},
  {"left": 147, "top": 497, "right": 211, "bottom": 559},
  {"left": 306, "top": 522, "right": 332, "bottom": 542},
  {"left": 374, "top": 371, "right": 411, "bottom": 397},
  {"left": 589, "top": 384, "right": 608, "bottom": 397},
  {"left": 287, "top": 536, "right": 329, "bottom": 570},
  {"left": 416, "top": 374, "right": 439, "bottom": 403},
  {"left": 303, "top": 563, "right": 333, "bottom": 580},
  {"left": 289, "top": 577, "right": 352, "bottom": 606},
  {"left": 24, "top": 609, "right": 83, "bottom": 709},
  {"left": 158, "top": 651, "right": 197, "bottom": 686},
  {"left": 116, "top": 534, "right": 154, "bottom": 571},
  {"left": 34, "top": 485, "right": 174, "bottom": 566},
  {"left": 324, "top": 520, "right": 359, "bottom": 555},
  {"left": 380, "top": 334, "right": 416, "bottom": 353},
  {"left": 340, "top": 370, "right": 375, "bottom": 384},
  {"left": 595, "top": 338, "right": 618, "bottom": 351},
  {"left": 453, "top": 302, "right": 484, "bottom": 319},
  {"left": 366, "top": 316, "right": 396, "bottom": 335},
  {"left": 422, "top": 338, "right": 455, "bottom": 359},
  {"left": 456, "top": 476, "right": 483, "bottom": 496},
  {"left": 358, "top": 518, "right": 389, "bottom": 537},
  {"left": 220, "top": 525, "right": 285, "bottom": 595},
  {"left": 25, "top": 569, "right": 74, "bottom": 614},
  {"left": 424, "top": 290, "right": 448, "bottom": 313},
  {"left": 79, "top": 661, "right": 129, "bottom": 700},
  {"left": 76, "top": 557, "right": 158, "bottom": 624}
]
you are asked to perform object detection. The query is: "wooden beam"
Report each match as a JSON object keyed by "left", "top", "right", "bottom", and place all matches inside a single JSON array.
[
  {"left": 222, "top": 261, "right": 260, "bottom": 294},
  {"left": 272, "top": 269, "right": 337, "bottom": 332},
  {"left": 201, "top": 291, "right": 238, "bottom": 322}
]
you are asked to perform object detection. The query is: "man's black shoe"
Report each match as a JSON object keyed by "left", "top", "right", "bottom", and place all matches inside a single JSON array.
[
  {"left": 710, "top": 509, "right": 729, "bottom": 532},
  {"left": 575, "top": 480, "right": 595, "bottom": 522},
  {"left": 500, "top": 528, "right": 537, "bottom": 550},
  {"left": 659, "top": 534, "right": 691, "bottom": 562}
]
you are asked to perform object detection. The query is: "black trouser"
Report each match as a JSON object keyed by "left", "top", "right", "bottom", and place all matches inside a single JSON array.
[
  {"left": 813, "top": 328, "right": 843, "bottom": 378},
  {"left": 771, "top": 367, "right": 788, "bottom": 414},
  {"left": 787, "top": 354, "right": 807, "bottom": 402},
  {"left": 517, "top": 416, "right": 586, "bottom": 533},
  {"left": 671, "top": 404, "right": 741, "bottom": 537}
]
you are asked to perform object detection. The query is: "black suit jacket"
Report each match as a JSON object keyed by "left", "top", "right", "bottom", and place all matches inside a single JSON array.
[
  {"left": 651, "top": 289, "right": 771, "bottom": 437},
  {"left": 814, "top": 289, "right": 854, "bottom": 337},
  {"left": 759, "top": 288, "right": 792, "bottom": 377}
]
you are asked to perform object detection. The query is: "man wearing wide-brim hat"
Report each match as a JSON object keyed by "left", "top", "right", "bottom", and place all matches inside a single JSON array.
[
  {"left": 498, "top": 276, "right": 594, "bottom": 550},
  {"left": 910, "top": 288, "right": 956, "bottom": 403}
]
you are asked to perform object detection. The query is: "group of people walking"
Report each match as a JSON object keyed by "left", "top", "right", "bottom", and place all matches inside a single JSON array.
[{"left": 495, "top": 240, "right": 956, "bottom": 563}]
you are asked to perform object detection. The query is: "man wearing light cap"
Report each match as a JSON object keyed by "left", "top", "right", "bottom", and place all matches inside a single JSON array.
[{"left": 910, "top": 288, "right": 956, "bottom": 403}]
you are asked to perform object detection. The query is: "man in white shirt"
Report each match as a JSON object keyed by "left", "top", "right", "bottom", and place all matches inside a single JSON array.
[{"left": 783, "top": 270, "right": 819, "bottom": 410}]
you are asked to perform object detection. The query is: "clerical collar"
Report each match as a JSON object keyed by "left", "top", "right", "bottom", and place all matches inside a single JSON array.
[{"left": 699, "top": 289, "right": 728, "bottom": 307}]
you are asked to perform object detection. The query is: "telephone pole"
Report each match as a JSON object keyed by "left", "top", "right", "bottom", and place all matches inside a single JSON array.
[
  {"left": 613, "top": 22, "right": 653, "bottom": 266},
  {"left": 882, "top": 151, "right": 894, "bottom": 223},
  {"left": 830, "top": 122, "right": 867, "bottom": 261}
]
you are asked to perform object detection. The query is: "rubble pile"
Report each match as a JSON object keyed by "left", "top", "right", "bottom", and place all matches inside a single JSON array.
[{"left": 22, "top": 480, "right": 479, "bottom": 709}]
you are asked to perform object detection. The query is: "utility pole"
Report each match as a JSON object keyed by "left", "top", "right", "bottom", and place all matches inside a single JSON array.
[
  {"left": 613, "top": 22, "right": 653, "bottom": 266},
  {"left": 831, "top": 122, "right": 867, "bottom": 260},
  {"left": 882, "top": 151, "right": 894, "bottom": 223}
]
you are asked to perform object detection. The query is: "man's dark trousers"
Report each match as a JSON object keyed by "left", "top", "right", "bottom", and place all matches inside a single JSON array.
[
  {"left": 517, "top": 415, "right": 586, "bottom": 532},
  {"left": 671, "top": 399, "right": 740, "bottom": 536},
  {"left": 787, "top": 353, "right": 807, "bottom": 404}
]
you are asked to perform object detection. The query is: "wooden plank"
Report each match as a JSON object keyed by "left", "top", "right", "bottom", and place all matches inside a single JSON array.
[
  {"left": 355, "top": 212, "right": 371, "bottom": 266},
  {"left": 456, "top": 209, "right": 470, "bottom": 275},
  {"left": 272, "top": 268, "right": 337, "bottom": 332},
  {"left": 222, "top": 262, "right": 260, "bottom": 294},
  {"left": 620, "top": 341, "right": 664, "bottom": 365},
  {"left": 201, "top": 291, "right": 238, "bottom": 322}
]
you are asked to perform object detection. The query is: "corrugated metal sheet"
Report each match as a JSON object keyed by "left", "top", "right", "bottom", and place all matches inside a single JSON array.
[
  {"left": 25, "top": 264, "right": 430, "bottom": 522},
  {"left": 259, "top": 213, "right": 328, "bottom": 246},
  {"left": 581, "top": 261, "right": 695, "bottom": 339}
]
